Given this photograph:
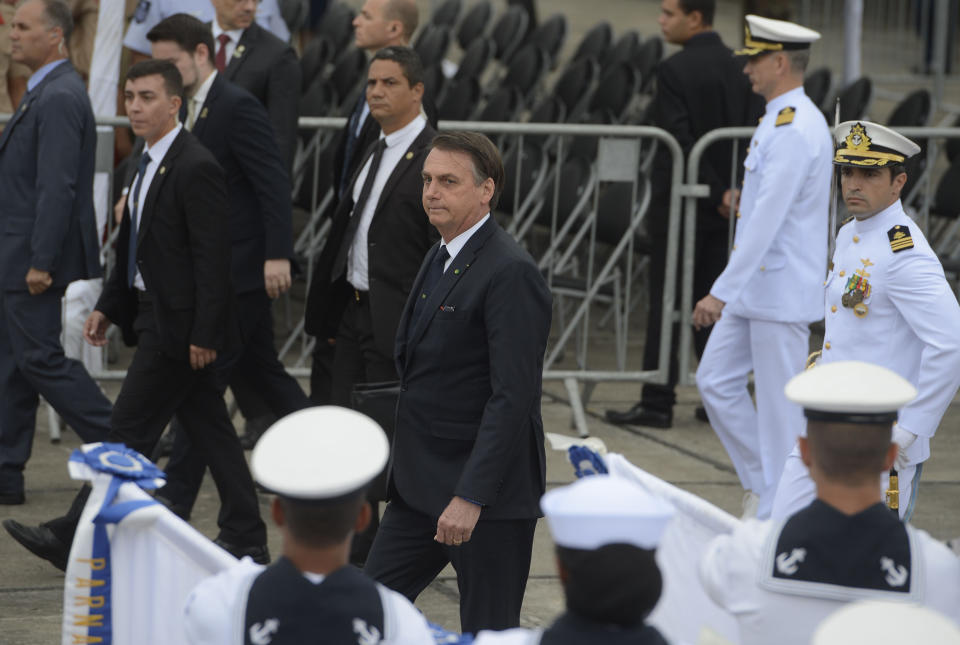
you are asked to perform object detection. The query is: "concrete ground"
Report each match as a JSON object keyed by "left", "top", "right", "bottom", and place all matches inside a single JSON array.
[{"left": 4, "top": 0, "right": 960, "bottom": 641}]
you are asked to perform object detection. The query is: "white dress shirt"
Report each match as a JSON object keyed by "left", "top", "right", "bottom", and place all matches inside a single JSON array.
[
  {"left": 185, "top": 71, "right": 217, "bottom": 130},
  {"left": 441, "top": 212, "right": 490, "bottom": 271},
  {"left": 347, "top": 114, "right": 427, "bottom": 291},
  {"left": 130, "top": 123, "right": 183, "bottom": 290},
  {"left": 211, "top": 21, "right": 244, "bottom": 65}
]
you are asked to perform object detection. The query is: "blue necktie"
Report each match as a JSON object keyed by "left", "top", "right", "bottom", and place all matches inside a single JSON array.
[
  {"left": 412, "top": 246, "right": 450, "bottom": 324},
  {"left": 127, "top": 152, "right": 152, "bottom": 288}
]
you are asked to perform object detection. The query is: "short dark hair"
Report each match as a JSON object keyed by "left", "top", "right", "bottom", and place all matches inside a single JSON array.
[
  {"left": 384, "top": 0, "right": 418, "bottom": 41},
  {"left": 888, "top": 163, "right": 907, "bottom": 181},
  {"left": 430, "top": 131, "right": 505, "bottom": 209},
  {"left": 557, "top": 544, "right": 663, "bottom": 627},
  {"left": 277, "top": 494, "right": 366, "bottom": 548},
  {"left": 147, "top": 13, "right": 216, "bottom": 64},
  {"left": 370, "top": 45, "right": 424, "bottom": 87},
  {"left": 677, "top": 0, "right": 715, "bottom": 26},
  {"left": 807, "top": 420, "right": 892, "bottom": 486},
  {"left": 126, "top": 59, "right": 184, "bottom": 101},
  {"left": 39, "top": 0, "right": 73, "bottom": 43}
]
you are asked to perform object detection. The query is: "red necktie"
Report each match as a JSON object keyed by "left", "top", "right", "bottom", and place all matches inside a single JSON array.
[{"left": 215, "top": 33, "right": 231, "bottom": 72}]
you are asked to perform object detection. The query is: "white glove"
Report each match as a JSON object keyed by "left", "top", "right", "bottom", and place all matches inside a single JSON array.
[{"left": 891, "top": 425, "right": 917, "bottom": 471}]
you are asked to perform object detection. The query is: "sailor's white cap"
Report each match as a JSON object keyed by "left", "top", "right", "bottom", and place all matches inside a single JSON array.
[
  {"left": 736, "top": 14, "right": 821, "bottom": 56},
  {"left": 541, "top": 476, "right": 675, "bottom": 550},
  {"left": 834, "top": 120, "right": 922, "bottom": 168},
  {"left": 813, "top": 600, "right": 960, "bottom": 644},
  {"left": 785, "top": 361, "right": 917, "bottom": 424},
  {"left": 251, "top": 406, "right": 390, "bottom": 500}
]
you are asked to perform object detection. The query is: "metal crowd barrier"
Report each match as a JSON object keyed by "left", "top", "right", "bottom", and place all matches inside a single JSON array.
[
  {"left": 0, "top": 113, "right": 687, "bottom": 438},
  {"left": 677, "top": 124, "right": 960, "bottom": 388}
]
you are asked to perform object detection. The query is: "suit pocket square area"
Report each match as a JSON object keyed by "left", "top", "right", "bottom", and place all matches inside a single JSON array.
[
  {"left": 434, "top": 307, "right": 469, "bottom": 320},
  {"left": 429, "top": 420, "right": 478, "bottom": 440}
]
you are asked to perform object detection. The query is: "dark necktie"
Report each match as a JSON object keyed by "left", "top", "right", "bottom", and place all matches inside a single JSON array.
[
  {"left": 339, "top": 93, "right": 368, "bottom": 198},
  {"left": 411, "top": 245, "right": 450, "bottom": 323},
  {"left": 128, "top": 152, "right": 152, "bottom": 288},
  {"left": 331, "top": 139, "right": 387, "bottom": 281},
  {"left": 215, "top": 33, "right": 231, "bottom": 72}
]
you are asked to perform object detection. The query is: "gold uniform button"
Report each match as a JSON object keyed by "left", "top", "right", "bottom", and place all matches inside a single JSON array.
[
  {"left": 760, "top": 265, "right": 765, "bottom": 271},
  {"left": 732, "top": 245, "right": 737, "bottom": 251},
  {"left": 831, "top": 305, "right": 837, "bottom": 313},
  {"left": 736, "top": 211, "right": 742, "bottom": 219},
  {"left": 824, "top": 342, "right": 831, "bottom": 350},
  {"left": 853, "top": 235, "right": 860, "bottom": 243},
  {"left": 839, "top": 270, "right": 846, "bottom": 277}
]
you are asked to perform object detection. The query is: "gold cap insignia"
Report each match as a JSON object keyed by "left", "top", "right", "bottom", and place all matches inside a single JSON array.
[{"left": 845, "top": 123, "right": 872, "bottom": 152}]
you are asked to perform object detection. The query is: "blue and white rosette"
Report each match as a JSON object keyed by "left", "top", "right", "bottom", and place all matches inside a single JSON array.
[{"left": 64, "top": 443, "right": 165, "bottom": 645}]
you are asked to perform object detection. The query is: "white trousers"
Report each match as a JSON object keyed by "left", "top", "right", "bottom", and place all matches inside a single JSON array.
[
  {"left": 696, "top": 313, "right": 809, "bottom": 518},
  {"left": 771, "top": 444, "right": 920, "bottom": 521}
]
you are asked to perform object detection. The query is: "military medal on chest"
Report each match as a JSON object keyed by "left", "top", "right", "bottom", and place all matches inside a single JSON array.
[{"left": 840, "top": 258, "right": 873, "bottom": 317}]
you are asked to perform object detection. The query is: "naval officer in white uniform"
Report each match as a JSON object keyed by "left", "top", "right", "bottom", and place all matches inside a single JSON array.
[
  {"left": 700, "top": 361, "right": 960, "bottom": 645},
  {"left": 693, "top": 14, "right": 834, "bottom": 519},
  {"left": 182, "top": 407, "right": 433, "bottom": 645},
  {"left": 771, "top": 121, "right": 960, "bottom": 521},
  {"left": 472, "top": 476, "right": 675, "bottom": 645}
]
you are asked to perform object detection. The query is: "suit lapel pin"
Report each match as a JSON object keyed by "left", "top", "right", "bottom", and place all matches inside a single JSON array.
[
  {"left": 159, "top": 166, "right": 166, "bottom": 175},
  {"left": 454, "top": 268, "right": 460, "bottom": 275},
  {"left": 200, "top": 107, "right": 208, "bottom": 119},
  {"left": 233, "top": 45, "right": 245, "bottom": 59},
  {"left": 405, "top": 151, "right": 414, "bottom": 160}
]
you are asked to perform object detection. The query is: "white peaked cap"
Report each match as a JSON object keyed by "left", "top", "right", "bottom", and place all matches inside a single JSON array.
[
  {"left": 251, "top": 406, "right": 390, "bottom": 500},
  {"left": 833, "top": 120, "right": 921, "bottom": 167},
  {"left": 812, "top": 600, "right": 960, "bottom": 644},
  {"left": 541, "top": 475, "right": 675, "bottom": 550},
  {"left": 736, "top": 14, "right": 821, "bottom": 56},
  {"left": 785, "top": 361, "right": 917, "bottom": 423}
]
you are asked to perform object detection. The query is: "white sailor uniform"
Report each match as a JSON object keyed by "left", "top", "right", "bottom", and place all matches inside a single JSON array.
[
  {"left": 183, "top": 557, "right": 434, "bottom": 645},
  {"left": 124, "top": 0, "right": 289, "bottom": 55},
  {"left": 701, "top": 500, "right": 960, "bottom": 645},
  {"left": 772, "top": 201, "right": 960, "bottom": 519},
  {"left": 697, "top": 85, "right": 833, "bottom": 518}
]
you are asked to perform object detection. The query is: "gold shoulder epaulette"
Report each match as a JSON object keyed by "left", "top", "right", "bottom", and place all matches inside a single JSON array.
[
  {"left": 888, "top": 225, "right": 914, "bottom": 253},
  {"left": 775, "top": 107, "right": 796, "bottom": 127}
]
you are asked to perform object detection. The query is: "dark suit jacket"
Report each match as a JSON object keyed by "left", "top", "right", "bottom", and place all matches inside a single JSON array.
[
  {"left": 0, "top": 61, "right": 101, "bottom": 289},
  {"left": 96, "top": 129, "right": 234, "bottom": 361},
  {"left": 389, "top": 217, "right": 552, "bottom": 521},
  {"left": 191, "top": 73, "right": 293, "bottom": 295},
  {"left": 223, "top": 22, "right": 301, "bottom": 173},
  {"left": 651, "top": 31, "right": 764, "bottom": 231},
  {"left": 304, "top": 123, "right": 438, "bottom": 359}
]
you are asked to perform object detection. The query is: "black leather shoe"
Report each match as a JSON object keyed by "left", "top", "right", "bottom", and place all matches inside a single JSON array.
[
  {"left": 154, "top": 494, "right": 192, "bottom": 522},
  {"left": 0, "top": 490, "right": 25, "bottom": 505},
  {"left": 3, "top": 519, "right": 69, "bottom": 571},
  {"left": 695, "top": 406, "right": 709, "bottom": 423},
  {"left": 605, "top": 404, "right": 672, "bottom": 429},
  {"left": 214, "top": 538, "right": 270, "bottom": 565}
]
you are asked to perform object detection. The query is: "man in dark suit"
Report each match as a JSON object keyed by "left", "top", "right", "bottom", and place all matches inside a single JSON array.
[
  {"left": 211, "top": 0, "right": 299, "bottom": 172},
  {"left": 606, "top": 0, "right": 763, "bottom": 429},
  {"left": 0, "top": 0, "right": 112, "bottom": 505},
  {"left": 364, "top": 132, "right": 553, "bottom": 633},
  {"left": 305, "top": 0, "right": 419, "bottom": 407},
  {"left": 3, "top": 60, "right": 268, "bottom": 570},
  {"left": 146, "top": 13, "right": 309, "bottom": 518},
  {"left": 304, "top": 45, "right": 436, "bottom": 566}
]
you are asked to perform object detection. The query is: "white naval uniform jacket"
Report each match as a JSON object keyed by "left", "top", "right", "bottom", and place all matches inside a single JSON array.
[
  {"left": 182, "top": 558, "right": 434, "bottom": 645},
  {"left": 700, "top": 514, "right": 960, "bottom": 645},
  {"left": 820, "top": 200, "right": 960, "bottom": 465},
  {"left": 711, "top": 86, "right": 833, "bottom": 323}
]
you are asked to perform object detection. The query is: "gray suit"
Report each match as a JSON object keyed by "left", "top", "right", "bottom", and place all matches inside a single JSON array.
[{"left": 0, "top": 60, "right": 111, "bottom": 500}]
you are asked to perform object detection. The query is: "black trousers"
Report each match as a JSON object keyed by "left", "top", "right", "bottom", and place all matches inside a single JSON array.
[
  {"left": 364, "top": 498, "right": 537, "bottom": 634},
  {"left": 640, "top": 207, "right": 728, "bottom": 412},
  {"left": 329, "top": 290, "right": 398, "bottom": 406},
  {"left": 162, "top": 290, "right": 309, "bottom": 511},
  {"left": 44, "top": 295, "right": 266, "bottom": 547}
]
